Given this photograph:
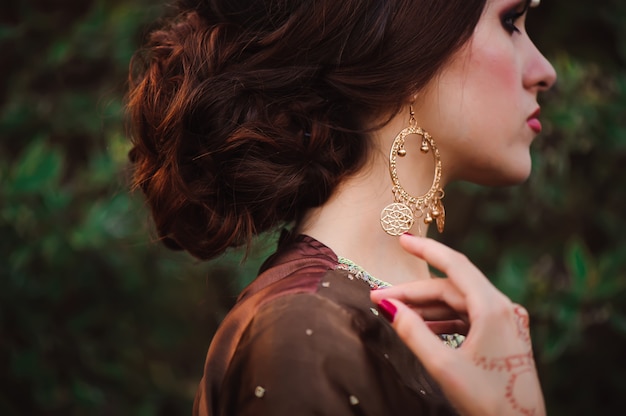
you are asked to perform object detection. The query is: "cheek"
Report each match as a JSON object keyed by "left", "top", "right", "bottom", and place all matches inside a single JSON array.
[
  {"left": 466, "top": 47, "right": 522, "bottom": 134},
  {"left": 490, "top": 65, "right": 518, "bottom": 98},
  {"left": 420, "top": 41, "right": 524, "bottom": 161},
  {"left": 440, "top": 44, "right": 520, "bottom": 130},
  {"left": 473, "top": 44, "right": 519, "bottom": 98},
  {"left": 469, "top": 24, "right": 519, "bottom": 84}
]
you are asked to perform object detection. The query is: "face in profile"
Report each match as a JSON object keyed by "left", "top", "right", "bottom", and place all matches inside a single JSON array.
[{"left": 414, "top": 0, "right": 557, "bottom": 186}]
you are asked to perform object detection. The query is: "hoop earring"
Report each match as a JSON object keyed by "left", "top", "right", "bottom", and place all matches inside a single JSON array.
[{"left": 380, "top": 106, "right": 445, "bottom": 236}]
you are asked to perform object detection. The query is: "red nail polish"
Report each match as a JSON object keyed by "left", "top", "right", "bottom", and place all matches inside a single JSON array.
[{"left": 378, "top": 299, "right": 397, "bottom": 323}]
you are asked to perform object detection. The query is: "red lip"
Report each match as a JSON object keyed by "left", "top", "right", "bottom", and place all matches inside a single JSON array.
[
  {"left": 528, "top": 108, "right": 541, "bottom": 119},
  {"left": 527, "top": 108, "right": 542, "bottom": 134}
]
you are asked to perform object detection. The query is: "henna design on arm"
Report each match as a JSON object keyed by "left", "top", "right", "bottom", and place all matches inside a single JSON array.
[
  {"left": 472, "top": 304, "right": 538, "bottom": 416},
  {"left": 513, "top": 304, "right": 531, "bottom": 345},
  {"left": 473, "top": 351, "right": 534, "bottom": 372},
  {"left": 473, "top": 351, "right": 538, "bottom": 415},
  {"left": 505, "top": 368, "right": 538, "bottom": 416}
]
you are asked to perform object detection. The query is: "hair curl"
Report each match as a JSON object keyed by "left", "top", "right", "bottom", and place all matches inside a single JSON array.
[{"left": 127, "top": 0, "right": 486, "bottom": 259}]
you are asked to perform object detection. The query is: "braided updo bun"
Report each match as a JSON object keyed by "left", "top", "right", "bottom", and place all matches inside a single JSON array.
[{"left": 127, "top": 0, "right": 486, "bottom": 259}]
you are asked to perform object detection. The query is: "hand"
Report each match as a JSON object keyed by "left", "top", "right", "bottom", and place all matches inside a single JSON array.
[{"left": 370, "top": 235, "right": 545, "bottom": 416}]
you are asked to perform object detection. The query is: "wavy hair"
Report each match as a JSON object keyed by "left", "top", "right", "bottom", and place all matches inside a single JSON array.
[{"left": 127, "top": 0, "right": 486, "bottom": 259}]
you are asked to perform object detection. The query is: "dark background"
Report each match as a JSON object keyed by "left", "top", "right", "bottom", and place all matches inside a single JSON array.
[{"left": 1, "top": 0, "right": 625, "bottom": 414}]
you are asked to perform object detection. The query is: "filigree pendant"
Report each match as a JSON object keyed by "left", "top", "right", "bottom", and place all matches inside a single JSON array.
[{"left": 380, "top": 202, "right": 414, "bottom": 236}]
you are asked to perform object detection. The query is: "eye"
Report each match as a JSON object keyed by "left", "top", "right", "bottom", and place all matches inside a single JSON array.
[
  {"left": 501, "top": 1, "right": 530, "bottom": 34},
  {"left": 502, "top": 9, "right": 523, "bottom": 34}
]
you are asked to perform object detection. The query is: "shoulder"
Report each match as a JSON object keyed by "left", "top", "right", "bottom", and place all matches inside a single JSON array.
[
  {"left": 240, "top": 268, "right": 378, "bottom": 353},
  {"left": 243, "top": 270, "right": 378, "bottom": 348},
  {"left": 199, "top": 265, "right": 457, "bottom": 415},
  {"left": 245, "top": 267, "right": 380, "bottom": 348},
  {"left": 219, "top": 275, "right": 387, "bottom": 415},
  {"left": 217, "top": 270, "right": 455, "bottom": 415}
]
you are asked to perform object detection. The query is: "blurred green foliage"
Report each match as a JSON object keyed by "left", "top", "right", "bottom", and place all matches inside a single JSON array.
[{"left": 1, "top": 0, "right": 625, "bottom": 414}]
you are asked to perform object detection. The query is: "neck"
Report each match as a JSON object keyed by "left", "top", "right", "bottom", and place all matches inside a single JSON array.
[{"left": 299, "top": 113, "right": 444, "bottom": 285}]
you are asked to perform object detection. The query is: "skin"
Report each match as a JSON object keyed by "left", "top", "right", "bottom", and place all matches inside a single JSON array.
[
  {"left": 300, "top": 0, "right": 556, "bottom": 414},
  {"left": 371, "top": 235, "right": 545, "bottom": 416},
  {"left": 414, "top": 0, "right": 556, "bottom": 185},
  {"left": 300, "top": 0, "right": 556, "bottom": 285}
]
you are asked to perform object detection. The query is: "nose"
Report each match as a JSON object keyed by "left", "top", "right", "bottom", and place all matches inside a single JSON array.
[{"left": 523, "top": 40, "right": 557, "bottom": 92}]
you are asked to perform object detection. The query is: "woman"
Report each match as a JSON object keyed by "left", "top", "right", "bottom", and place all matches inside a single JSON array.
[{"left": 127, "top": 0, "right": 556, "bottom": 414}]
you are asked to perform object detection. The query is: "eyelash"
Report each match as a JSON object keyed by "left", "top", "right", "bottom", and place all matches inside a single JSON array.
[{"left": 502, "top": 3, "right": 528, "bottom": 34}]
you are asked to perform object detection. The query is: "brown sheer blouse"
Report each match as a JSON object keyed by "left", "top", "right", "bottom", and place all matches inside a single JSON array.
[{"left": 193, "top": 234, "right": 458, "bottom": 415}]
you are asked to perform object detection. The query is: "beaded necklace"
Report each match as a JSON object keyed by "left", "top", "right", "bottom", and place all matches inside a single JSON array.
[
  {"left": 336, "top": 256, "right": 392, "bottom": 289},
  {"left": 335, "top": 255, "right": 465, "bottom": 349}
]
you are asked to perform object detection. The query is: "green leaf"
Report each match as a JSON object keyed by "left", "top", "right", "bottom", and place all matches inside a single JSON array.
[
  {"left": 492, "top": 252, "right": 530, "bottom": 303},
  {"left": 11, "top": 139, "right": 63, "bottom": 194},
  {"left": 565, "top": 238, "right": 596, "bottom": 299}
]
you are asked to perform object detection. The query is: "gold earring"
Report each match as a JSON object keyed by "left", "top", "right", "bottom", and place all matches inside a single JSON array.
[{"left": 380, "top": 106, "right": 445, "bottom": 236}]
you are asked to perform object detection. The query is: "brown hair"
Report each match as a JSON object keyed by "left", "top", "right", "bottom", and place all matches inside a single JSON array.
[{"left": 127, "top": 0, "right": 486, "bottom": 259}]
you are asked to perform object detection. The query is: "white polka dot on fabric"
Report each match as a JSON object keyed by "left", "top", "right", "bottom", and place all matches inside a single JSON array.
[
  {"left": 255, "top": 386, "right": 266, "bottom": 398},
  {"left": 305, "top": 329, "right": 313, "bottom": 336},
  {"left": 349, "top": 395, "right": 359, "bottom": 405}
]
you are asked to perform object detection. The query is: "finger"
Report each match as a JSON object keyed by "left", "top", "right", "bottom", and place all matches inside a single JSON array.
[
  {"left": 380, "top": 299, "right": 454, "bottom": 368},
  {"left": 398, "top": 235, "right": 496, "bottom": 297},
  {"left": 371, "top": 279, "right": 467, "bottom": 314},
  {"left": 426, "top": 319, "right": 470, "bottom": 336},
  {"left": 411, "top": 302, "right": 468, "bottom": 322}
]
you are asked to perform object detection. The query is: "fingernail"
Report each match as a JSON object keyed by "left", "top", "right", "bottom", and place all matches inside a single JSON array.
[{"left": 378, "top": 299, "right": 397, "bottom": 323}]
